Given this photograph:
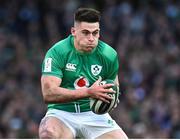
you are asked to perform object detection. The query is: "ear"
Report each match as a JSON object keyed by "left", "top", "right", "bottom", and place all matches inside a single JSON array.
[{"left": 71, "top": 27, "right": 75, "bottom": 36}]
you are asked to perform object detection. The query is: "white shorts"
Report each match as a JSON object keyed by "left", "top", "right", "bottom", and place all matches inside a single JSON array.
[{"left": 44, "top": 109, "right": 121, "bottom": 139}]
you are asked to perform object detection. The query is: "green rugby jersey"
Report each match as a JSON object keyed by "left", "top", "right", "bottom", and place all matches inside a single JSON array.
[{"left": 42, "top": 35, "right": 119, "bottom": 112}]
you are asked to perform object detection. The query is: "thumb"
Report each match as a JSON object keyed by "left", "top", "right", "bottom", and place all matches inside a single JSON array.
[
  {"left": 95, "top": 76, "right": 102, "bottom": 85},
  {"left": 97, "top": 76, "right": 102, "bottom": 82}
]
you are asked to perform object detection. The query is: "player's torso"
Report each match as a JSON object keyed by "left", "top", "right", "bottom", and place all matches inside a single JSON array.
[
  {"left": 48, "top": 35, "right": 115, "bottom": 112},
  {"left": 62, "top": 52, "right": 106, "bottom": 90}
]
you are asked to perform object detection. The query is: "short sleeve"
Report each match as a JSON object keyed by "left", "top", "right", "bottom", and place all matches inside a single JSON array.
[
  {"left": 106, "top": 54, "right": 119, "bottom": 80},
  {"left": 42, "top": 47, "right": 64, "bottom": 78}
]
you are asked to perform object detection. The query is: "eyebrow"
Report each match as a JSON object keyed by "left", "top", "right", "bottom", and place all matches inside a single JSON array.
[{"left": 81, "top": 29, "right": 100, "bottom": 33}]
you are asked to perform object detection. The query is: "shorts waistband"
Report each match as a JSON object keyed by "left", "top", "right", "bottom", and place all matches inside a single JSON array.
[{"left": 48, "top": 103, "right": 91, "bottom": 113}]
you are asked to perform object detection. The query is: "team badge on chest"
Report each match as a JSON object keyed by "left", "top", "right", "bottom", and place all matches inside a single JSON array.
[
  {"left": 74, "top": 76, "right": 89, "bottom": 89},
  {"left": 91, "top": 65, "right": 102, "bottom": 76}
]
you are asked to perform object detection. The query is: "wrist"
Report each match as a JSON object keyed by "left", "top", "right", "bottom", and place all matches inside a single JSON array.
[{"left": 83, "top": 87, "right": 91, "bottom": 97}]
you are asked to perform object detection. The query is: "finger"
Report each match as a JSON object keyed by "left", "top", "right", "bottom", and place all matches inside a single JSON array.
[
  {"left": 101, "top": 93, "right": 113, "bottom": 100},
  {"left": 94, "top": 76, "right": 102, "bottom": 85},
  {"left": 102, "top": 88, "right": 116, "bottom": 94},
  {"left": 97, "top": 76, "right": 102, "bottom": 83},
  {"left": 102, "top": 84, "right": 114, "bottom": 89},
  {"left": 99, "top": 97, "right": 110, "bottom": 103}
]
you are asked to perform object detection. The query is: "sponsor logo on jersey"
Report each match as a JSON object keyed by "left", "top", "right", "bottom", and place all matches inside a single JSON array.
[
  {"left": 65, "top": 63, "right": 76, "bottom": 72},
  {"left": 44, "top": 58, "right": 52, "bottom": 72},
  {"left": 74, "top": 76, "right": 89, "bottom": 89},
  {"left": 91, "top": 64, "right": 102, "bottom": 76}
]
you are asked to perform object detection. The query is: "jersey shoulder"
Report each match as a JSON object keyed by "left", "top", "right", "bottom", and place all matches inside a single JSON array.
[
  {"left": 48, "top": 35, "right": 73, "bottom": 56},
  {"left": 98, "top": 40, "right": 118, "bottom": 61}
]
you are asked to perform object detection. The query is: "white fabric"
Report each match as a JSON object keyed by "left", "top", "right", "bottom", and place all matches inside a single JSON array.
[{"left": 44, "top": 109, "right": 121, "bottom": 139}]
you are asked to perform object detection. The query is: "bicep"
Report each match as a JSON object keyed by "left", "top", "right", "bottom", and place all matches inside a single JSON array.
[{"left": 41, "top": 75, "right": 62, "bottom": 94}]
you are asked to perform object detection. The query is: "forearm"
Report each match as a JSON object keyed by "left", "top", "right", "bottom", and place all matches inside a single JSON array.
[
  {"left": 41, "top": 75, "right": 114, "bottom": 104},
  {"left": 43, "top": 86, "right": 90, "bottom": 103}
]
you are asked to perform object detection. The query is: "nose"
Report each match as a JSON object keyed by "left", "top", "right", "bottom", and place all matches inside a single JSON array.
[{"left": 88, "top": 34, "right": 94, "bottom": 42}]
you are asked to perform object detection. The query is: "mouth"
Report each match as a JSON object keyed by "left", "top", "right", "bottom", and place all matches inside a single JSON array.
[
  {"left": 87, "top": 44, "right": 95, "bottom": 47},
  {"left": 87, "top": 45, "right": 94, "bottom": 48},
  {"left": 84, "top": 46, "right": 95, "bottom": 51},
  {"left": 86, "top": 46, "right": 95, "bottom": 49}
]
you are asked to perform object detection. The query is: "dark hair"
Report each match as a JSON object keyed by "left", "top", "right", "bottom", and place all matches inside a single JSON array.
[{"left": 74, "top": 8, "right": 101, "bottom": 23}]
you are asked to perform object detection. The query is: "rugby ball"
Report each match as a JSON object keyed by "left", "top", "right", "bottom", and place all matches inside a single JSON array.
[{"left": 90, "top": 79, "right": 119, "bottom": 115}]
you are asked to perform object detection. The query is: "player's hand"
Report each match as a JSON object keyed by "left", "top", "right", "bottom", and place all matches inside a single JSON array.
[
  {"left": 112, "top": 95, "right": 120, "bottom": 111},
  {"left": 87, "top": 76, "right": 115, "bottom": 103},
  {"left": 111, "top": 88, "right": 121, "bottom": 111}
]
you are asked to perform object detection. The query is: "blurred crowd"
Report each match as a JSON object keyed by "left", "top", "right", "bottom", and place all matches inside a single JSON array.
[{"left": 0, "top": 0, "right": 179, "bottom": 138}]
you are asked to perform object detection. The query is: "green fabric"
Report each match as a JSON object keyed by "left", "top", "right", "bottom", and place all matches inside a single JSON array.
[{"left": 42, "top": 35, "right": 119, "bottom": 112}]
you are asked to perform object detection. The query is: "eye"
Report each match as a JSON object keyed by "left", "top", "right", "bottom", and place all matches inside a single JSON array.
[
  {"left": 82, "top": 31, "right": 90, "bottom": 36},
  {"left": 92, "top": 31, "right": 99, "bottom": 36}
]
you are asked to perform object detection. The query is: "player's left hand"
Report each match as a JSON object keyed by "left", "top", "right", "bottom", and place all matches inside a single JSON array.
[
  {"left": 111, "top": 88, "right": 121, "bottom": 111},
  {"left": 113, "top": 96, "right": 120, "bottom": 109}
]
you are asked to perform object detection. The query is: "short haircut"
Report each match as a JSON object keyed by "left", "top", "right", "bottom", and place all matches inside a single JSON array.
[{"left": 74, "top": 8, "right": 101, "bottom": 23}]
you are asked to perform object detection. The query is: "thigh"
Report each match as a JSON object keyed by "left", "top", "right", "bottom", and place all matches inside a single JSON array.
[
  {"left": 39, "top": 116, "right": 74, "bottom": 139},
  {"left": 96, "top": 129, "right": 128, "bottom": 139},
  {"left": 79, "top": 111, "right": 128, "bottom": 139}
]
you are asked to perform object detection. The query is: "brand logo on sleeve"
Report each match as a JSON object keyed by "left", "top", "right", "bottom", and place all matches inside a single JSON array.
[
  {"left": 65, "top": 63, "right": 76, "bottom": 72},
  {"left": 91, "top": 65, "right": 102, "bottom": 76}
]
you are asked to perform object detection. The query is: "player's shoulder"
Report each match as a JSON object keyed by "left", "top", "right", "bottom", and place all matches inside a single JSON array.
[
  {"left": 98, "top": 40, "right": 118, "bottom": 60},
  {"left": 47, "top": 35, "right": 72, "bottom": 55}
]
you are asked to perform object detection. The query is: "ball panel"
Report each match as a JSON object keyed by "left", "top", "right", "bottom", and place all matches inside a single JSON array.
[
  {"left": 98, "top": 101, "right": 111, "bottom": 114},
  {"left": 90, "top": 79, "right": 118, "bottom": 115}
]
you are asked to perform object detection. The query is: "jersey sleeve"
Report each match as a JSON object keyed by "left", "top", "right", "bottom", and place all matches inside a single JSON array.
[
  {"left": 106, "top": 54, "right": 119, "bottom": 80},
  {"left": 42, "top": 47, "right": 64, "bottom": 78}
]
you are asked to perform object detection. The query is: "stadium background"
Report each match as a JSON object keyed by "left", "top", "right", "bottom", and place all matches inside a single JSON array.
[{"left": 0, "top": 0, "right": 179, "bottom": 138}]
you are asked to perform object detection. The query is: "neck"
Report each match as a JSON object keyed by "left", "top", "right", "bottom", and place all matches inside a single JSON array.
[{"left": 74, "top": 39, "right": 83, "bottom": 53}]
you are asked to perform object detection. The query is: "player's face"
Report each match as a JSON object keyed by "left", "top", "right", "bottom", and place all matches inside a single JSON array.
[{"left": 71, "top": 22, "right": 100, "bottom": 52}]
